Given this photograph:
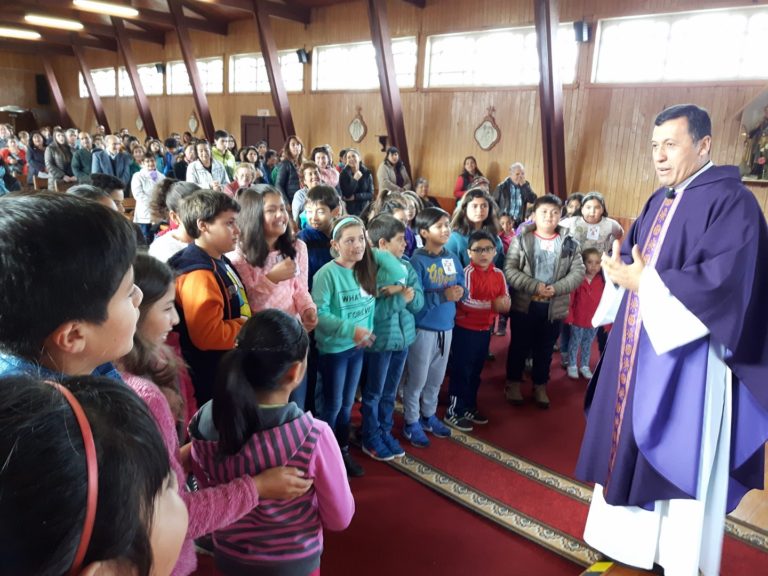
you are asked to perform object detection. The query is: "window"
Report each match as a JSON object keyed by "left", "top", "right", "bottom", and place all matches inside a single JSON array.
[
  {"left": 593, "top": 7, "right": 768, "bottom": 83},
  {"left": 312, "top": 37, "right": 417, "bottom": 91},
  {"left": 229, "top": 50, "right": 304, "bottom": 93},
  {"left": 118, "top": 64, "right": 165, "bottom": 97},
  {"left": 424, "top": 25, "right": 578, "bottom": 88},
  {"left": 167, "top": 57, "right": 224, "bottom": 94},
  {"left": 78, "top": 67, "right": 116, "bottom": 98}
]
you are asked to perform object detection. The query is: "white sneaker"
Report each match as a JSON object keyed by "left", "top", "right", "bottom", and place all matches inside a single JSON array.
[
  {"left": 567, "top": 366, "right": 579, "bottom": 379},
  {"left": 580, "top": 367, "right": 594, "bottom": 379}
]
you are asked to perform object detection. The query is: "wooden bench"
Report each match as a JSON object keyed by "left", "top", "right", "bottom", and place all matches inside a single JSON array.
[{"left": 122, "top": 197, "right": 136, "bottom": 220}]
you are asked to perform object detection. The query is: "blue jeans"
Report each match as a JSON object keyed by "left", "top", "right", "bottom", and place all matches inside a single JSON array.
[
  {"left": 362, "top": 348, "right": 409, "bottom": 443},
  {"left": 448, "top": 325, "right": 490, "bottom": 415},
  {"left": 319, "top": 347, "right": 364, "bottom": 448},
  {"left": 568, "top": 325, "right": 598, "bottom": 369}
]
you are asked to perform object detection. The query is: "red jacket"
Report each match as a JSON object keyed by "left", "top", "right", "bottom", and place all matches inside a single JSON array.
[
  {"left": 565, "top": 273, "right": 605, "bottom": 328},
  {"left": 455, "top": 264, "right": 508, "bottom": 331}
]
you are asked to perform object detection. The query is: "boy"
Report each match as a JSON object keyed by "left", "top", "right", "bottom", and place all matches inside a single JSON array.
[
  {"left": 297, "top": 185, "right": 342, "bottom": 291},
  {"left": 362, "top": 215, "right": 424, "bottom": 460},
  {"left": 445, "top": 230, "right": 510, "bottom": 431},
  {"left": 504, "top": 195, "right": 585, "bottom": 408},
  {"left": 168, "top": 190, "right": 250, "bottom": 404},
  {"left": 402, "top": 207, "right": 465, "bottom": 448},
  {"left": 212, "top": 129, "right": 236, "bottom": 181},
  {"left": 0, "top": 193, "right": 141, "bottom": 380},
  {"left": 292, "top": 161, "right": 322, "bottom": 222}
]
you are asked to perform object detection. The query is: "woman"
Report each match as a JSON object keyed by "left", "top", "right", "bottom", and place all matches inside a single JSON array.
[
  {"left": 225, "top": 162, "right": 259, "bottom": 197},
  {"left": 0, "top": 137, "right": 27, "bottom": 179},
  {"left": 26, "top": 131, "right": 46, "bottom": 183},
  {"left": 44, "top": 130, "right": 77, "bottom": 190},
  {"left": 376, "top": 146, "right": 411, "bottom": 193},
  {"left": 453, "top": 156, "right": 484, "bottom": 201},
  {"left": 312, "top": 145, "right": 339, "bottom": 187},
  {"left": 274, "top": 135, "right": 305, "bottom": 203},
  {"left": 185, "top": 140, "right": 230, "bottom": 191},
  {"left": 339, "top": 148, "right": 373, "bottom": 216},
  {"left": 414, "top": 176, "right": 441, "bottom": 208},
  {"left": 174, "top": 142, "right": 197, "bottom": 181}
]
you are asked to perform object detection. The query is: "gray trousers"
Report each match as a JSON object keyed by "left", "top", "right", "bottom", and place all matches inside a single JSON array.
[{"left": 403, "top": 328, "right": 453, "bottom": 425}]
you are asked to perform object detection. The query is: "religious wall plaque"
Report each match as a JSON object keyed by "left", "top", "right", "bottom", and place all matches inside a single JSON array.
[
  {"left": 474, "top": 106, "right": 501, "bottom": 151},
  {"left": 349, "top": 107, "right": 368, "bottom": 143}
]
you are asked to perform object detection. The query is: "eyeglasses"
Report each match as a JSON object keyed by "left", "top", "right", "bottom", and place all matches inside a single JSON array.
[{"left": 469, "top": 246, "right": 496, "bottom": 254}]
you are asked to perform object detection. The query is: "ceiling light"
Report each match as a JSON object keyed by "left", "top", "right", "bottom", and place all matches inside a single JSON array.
[
  {"left": 0, "top": 26, "right": 42, "bottom": 41},
  {"left": 25, "top": 14, "right": 85, "bottom": 31},
  {"left": 72, "top": 0, "right": 140, "bottom": 18}
]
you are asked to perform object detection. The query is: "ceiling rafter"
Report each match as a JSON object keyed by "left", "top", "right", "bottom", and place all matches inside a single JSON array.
[
  {"left": 0, "top": 39, "right": 73, "bottom": 56},
  {"left": 186, "top": 0, "right": 310, "bottom": 24},
  {"left": 0, "top": 19, "right": 117, "bottom": 51}
]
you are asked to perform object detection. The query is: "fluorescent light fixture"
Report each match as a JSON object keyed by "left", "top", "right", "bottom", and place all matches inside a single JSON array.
[
  {"left": 72, "top": 0, "right": 140, "bottom": 18},
  {"left": 0, "top": 26, "right": 42, "bottom": 41},
  {"left": 25, "top": 14, "right": 85, "bottom": 31}
]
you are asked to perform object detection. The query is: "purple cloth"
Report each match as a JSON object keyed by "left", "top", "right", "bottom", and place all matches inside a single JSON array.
[{"left": 575, "top": 165, "right": 768, "bottom": 512}]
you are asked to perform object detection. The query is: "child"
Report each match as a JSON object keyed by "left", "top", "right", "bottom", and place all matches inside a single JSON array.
[
  {"left": 168, "top": 190, "right": 251, "bottom": 405},
  {"left": 401, "top": 190, "right": 423, "bottom": 256},
  {"left": 495, "top": 213, "right": 516, "bottom": 337},
  {"left": 0, "top": 193, "right": 140, "bottom": 381},
  {"left": 447, "top": 188, "right": 505, "bottom": 269},
  {"left": 190, "top": 310, "right": 355, "bottom": 576},
  {"left": 132, "top": 152, "right": 166, "bottom": 243},
  {"left": 311, "top": 215, "right": 377, "bottom": 476},
  {"left": 298, "top": 185, "right": 342, "bottom": 292},
  {"left": 292, "top": 160, "right": 322, "bottom": 222},
  {"left": 120, "top": 254, "right": 311, "bottom": 576},
  {"left": 565, "top": 248, "right": 605, "bottom": 380},
  {"left": 559, "top": 191, "right": 623, "bottom": 255},
  {"left": 445, "top": 231, "right": 510, "bottom": 430},
  {"left": 0, "top": 374, "right": 187, "bottom": 576},
  {"left": 362, "top": 214, "right": 424, "bottom": 460},
  {"left": 230, "top": 185, "right": 318, "bottom": 408},
  {"left": 149, "top": 180, "right": 201, "bottom": 262},
  {"left": 504, "top": 195, "right": 585, "bottom": 409},
  {"left": 402, "top": 207, "right": 465, "bottom": 447}
]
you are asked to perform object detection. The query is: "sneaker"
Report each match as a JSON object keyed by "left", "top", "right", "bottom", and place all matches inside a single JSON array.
[
  {"left": 403, "top": 421, "right": 430, "bottom": 448},
  {"left": 464, "top": 409, "right": 489, "bottom": 425},
  {"left": 342, "top": 449, "right": 365, "bottom": 477},
  {"left": 580, "top": 367, "right": 594, "bottom": 380},
  {"left": 382, "top": 432, "right": 406, "bottom": 457},
  {"left": 533, "top": 385, "right": 550, "bottom": 409},
  {"left": 443, "top": 412, "right": 473, "bottom": 432},
  {"left": 362, "top": 435, "right": 395, "bottom": 462},
  {"left": 567, "top": 366, "right": 579, "bottom": 379},
  {"left": 505, "top": 381, "right": 524, "bottom": 405},
  {"left": 420, "top": 414, "right": 452, "bottom": 438}
]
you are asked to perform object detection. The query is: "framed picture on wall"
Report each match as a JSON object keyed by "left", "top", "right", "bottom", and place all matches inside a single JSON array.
[
  {"left": 475, "top": 106, "right": 501, "bottom": 151},
  {"left": 349, "top": 107, "right": 367, "bottom": 143}
]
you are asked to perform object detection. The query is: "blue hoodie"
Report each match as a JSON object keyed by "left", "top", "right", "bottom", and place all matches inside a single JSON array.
[{"left": 409, "top": 247, "right": 465, "bottom": 332}]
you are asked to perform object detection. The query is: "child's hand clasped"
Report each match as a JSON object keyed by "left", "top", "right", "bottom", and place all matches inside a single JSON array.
[
  {"left": 301, "top": 308, "right": 318, "bottom": 332},
  {"left": 267, "top": 257, "right": 297, "bottom": 283},
  {"left": 353, "top": 326, "right": 375, "bottom": 348},
  {"left": 444, "top": 285, "right": 464, "bottom": 302},
  {"left": 493, "top": 294, "right": 511, "bottom": 312},
  {"left": 379, "top": 285, "right": 404, "bottom": 297}
]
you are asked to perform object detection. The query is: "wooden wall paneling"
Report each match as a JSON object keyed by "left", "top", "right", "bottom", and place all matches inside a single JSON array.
[{"left": 0, "top": 52, "right": 47, "bottom": 112}]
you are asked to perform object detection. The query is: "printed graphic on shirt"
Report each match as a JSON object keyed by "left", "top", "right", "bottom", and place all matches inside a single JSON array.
[
  {"left": 224, "top": 263, "right": 252, "bottom": 318},
  {"left": 426, "top": 262, "right": 458, "bottom": 287},
  {"left": 337, "top": 288, "right": 374, "bottom": 322}
]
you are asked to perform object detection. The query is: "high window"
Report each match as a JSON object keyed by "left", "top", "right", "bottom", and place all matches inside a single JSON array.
[
  {"left": 78, "top": 67, "right": 116, "bottom": 98},
  {"left": 118, "top": 64, "right": 165, "bottom": 97},
  {"left": 167, "top": 57, "right": 224, "bottom": 94},
  {"left": 229, "top": 50, "right": 304, "bottom": 93}
]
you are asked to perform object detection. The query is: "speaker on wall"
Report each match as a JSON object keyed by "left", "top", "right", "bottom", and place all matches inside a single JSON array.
[
  {"left": 573, "top": 20, "right": 590, "bottom": 43},
  {"left": 296, "top": 48, "right": 311, "bottom": 64},
  {"left": 35, "top": 74, "right": 50, "bottom": 106},
  {"left": 155, "top": 63, "right": 167, "bottom": 74}
]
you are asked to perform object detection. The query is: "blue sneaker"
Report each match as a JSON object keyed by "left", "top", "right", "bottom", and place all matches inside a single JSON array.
[
  {"left": 382, "top": 432, "right": 406, "bottom": 457},
  {"left": 420, "top": 414, "right": 452, "bottom": 438},
  {"left": 403, "top": 421, "right": 430, "bottom": 448},
  {"left": 362, "top": 435, "right": 395, "bottom": 462}
]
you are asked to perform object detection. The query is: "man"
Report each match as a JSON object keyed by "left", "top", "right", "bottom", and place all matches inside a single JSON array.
[
  {"left": 211, "top": 129, "right": 236, "bottom": 181},
  {"left": 71, "top": 131, "right": 94, "bottom": 183},
  {"left": 92, "top": 134, "right": 133, "bottom": 188},
  {"left": 492, "top": 162, "right": 536, "bottom": 224},
  {"left": 65, "top": 128, "right": 80, "bottom": 150},
  {"left": 575, "top": 104, "right": 768, "bottom": 576}
]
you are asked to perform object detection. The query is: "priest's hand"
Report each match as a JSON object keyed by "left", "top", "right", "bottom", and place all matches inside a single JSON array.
[{"left": 602, "top": 240, "right": 645, "bottom": 293}]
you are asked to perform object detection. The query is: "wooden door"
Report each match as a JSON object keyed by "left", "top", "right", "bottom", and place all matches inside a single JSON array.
[{"left": 240, "top": 115, "right": 283, "bottom": 151}]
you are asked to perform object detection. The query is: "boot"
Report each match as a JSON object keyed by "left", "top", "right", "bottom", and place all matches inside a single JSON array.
[
  {"left": 505, "top": 381, "right": 523, "bottom": 405},
  {"left": 533, "top": 385, "right": 550, "bottom": 409}
]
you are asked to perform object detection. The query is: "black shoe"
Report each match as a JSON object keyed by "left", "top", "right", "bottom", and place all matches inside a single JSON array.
[
  {"left": 464, "top": 409, "right": 489, "bottom": 425},
  {"left": 342, "top": 449, "right": 365, "bottom": 477}
]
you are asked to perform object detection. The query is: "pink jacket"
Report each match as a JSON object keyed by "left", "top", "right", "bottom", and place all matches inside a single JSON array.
[
  {"left": 121, "top": 373, "right": 259, "bottom": 576},
  {"left": 229, "top": 239, "right": 316, "bottom": 318}
]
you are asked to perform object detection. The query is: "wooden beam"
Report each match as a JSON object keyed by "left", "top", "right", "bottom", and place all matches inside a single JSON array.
[
  {"left": 534, "top": 0, "right": 566, "bottom": 199},
  {"left": 41, "top": 58, "right": 74, "bottom": 127},
  {"left": 72, "top": 44, "right": 111, "bottom": 134},
  {"left": 0, "top": 39, "right": 72, "bottom": 56},
  {"left": 252, "top": 0, "right": 295, "bottom": 140},
  {"left": 367, "top": 0, "right": 411, "bottom": 172},
  {"left": 187, "top": 0, "right": 310, "bottom": 23},
  {"left": 112, "top": 18, "right": 158, "bottom": 138},
  {"left": 0, "top": 19, "right": 117, "bottom": 51},
  {"left": 402, "top": 0, "right": 426, "bottom": 7},
  {"left": 138, "top": 6, "right": 228, "bottom": 35},
  {"left": 167, "top": 0, "right": 215, "bottom": 142}
]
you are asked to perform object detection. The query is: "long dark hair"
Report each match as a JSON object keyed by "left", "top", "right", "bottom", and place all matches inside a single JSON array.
[
  {"left": 236, "top": 184, "right": 296, "bottom": 267},
  {"left": 459, "top": 155, "right": 483, "bottom": 190},
  {"left": 282, "top": 135, "right": 305, "bottom": 167},
  {"left": 213, "top": 310, "right": 309, "bottom": 455},
  {"left": 151, "top": 180, "right": 199, "bottom": 223},
  {"left": 330, "top": 215, "right": 377, "bottom": 295},
  {"left": 451, "top": 187, "right": 500, "bottom": 235}
]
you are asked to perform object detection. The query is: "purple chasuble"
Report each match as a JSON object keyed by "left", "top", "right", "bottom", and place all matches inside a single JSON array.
[{"left": 575, "top": 165, "right": 768, "bottom": 512}]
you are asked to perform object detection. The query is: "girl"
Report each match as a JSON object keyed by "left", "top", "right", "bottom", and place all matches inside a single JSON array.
[
  {"left": 132, "top": 152, "right": 166, "bottom": 244},
  {"left": 446, "top": 187, "right": 505, "bottom": 268},
  {"left": 339, "top": 148, "right": 373, "bottom": 216},
  {"left": 0, "top": 373, "right": 188, "bottom": 576},
  {"left": 312, "top": 145, "right": 339, "bottom": 187},
  {"left": 148, "top": 138, "right": 167, "bottom": 174},
  {"left": 190, "top": 310, "right": 354, "bottom": 576},
  {"left": 401, "top": 190, "right": 423, "bottom": 255},
  {"left": 275, "top": 135, "right": 306, "bottom": 203},
  {"left": 229, "top": 185, "right": 318, "bottom": 408},
  {"left": 453, "top": 155, "right": 484, "bottom": 202},
  {"left": 149, "top": 180, "right": 201, "bottom": 262},
  {"left": 495, "top": 213, "right": 516, "bottom": 336},
  {"left": 311, "top": 215, "right": 377, "bottom": 477},
  {"left": 563, "top": 192, "right": 584, "bottom": 218},
  {"left": 565, "top": 247, "right": 605, "bottom": 380},
  {"left": 26, "top": 131, "right": 46, "bottom": 184},
  {"left": 559, "top": 191, "right": 623, "bottom": 254},
  {"left": 376, "top": 146, "right": 411, "bottom": 193},
  {"left": 120, "top": 254, "right": 313, "bottom": 576},
  {"left": 174, "top": 142, "right": 197, "bottom": 181}
]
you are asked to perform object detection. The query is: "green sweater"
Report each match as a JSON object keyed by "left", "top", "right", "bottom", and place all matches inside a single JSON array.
[
  {"left": 312, "top": 260, "right": 376, "bottom": 354},
  {"left": 369, "top": 254, "right": 424, "bottom": 352}
]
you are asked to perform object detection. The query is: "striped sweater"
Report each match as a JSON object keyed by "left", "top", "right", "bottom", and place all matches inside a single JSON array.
[{"left": 190, "top": 406, "right": 354, "bottom": 576}]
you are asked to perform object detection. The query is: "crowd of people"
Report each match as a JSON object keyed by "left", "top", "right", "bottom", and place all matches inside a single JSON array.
[{"left": 1, "top": 103, "right": 765, "bottom": 576}]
